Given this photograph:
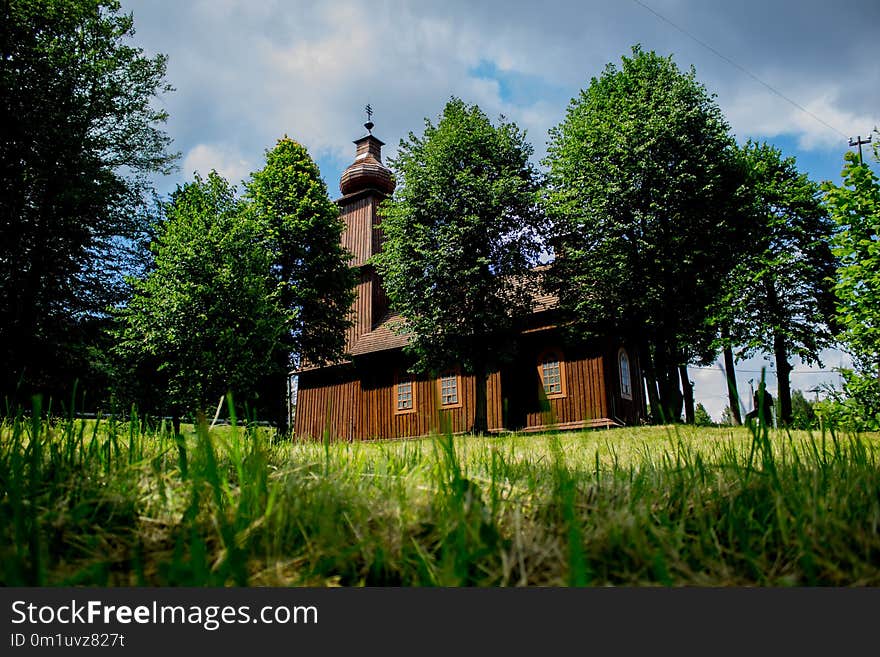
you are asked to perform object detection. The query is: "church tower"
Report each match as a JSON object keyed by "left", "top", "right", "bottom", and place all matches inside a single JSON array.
[{"left": 337, "top": 112, "right": 395, "bottom": 352}]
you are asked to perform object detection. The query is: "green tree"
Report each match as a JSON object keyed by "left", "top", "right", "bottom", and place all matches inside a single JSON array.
[
  {"left": 0, "top": 0, "right": 176, "bottom": 401},
  {"left": 245, "top": 137, "right": 356, "bottom": 431},
  {"left": 720, "top": 141, "right": 836, "bottom": 425},
  {"left": 789, "top": 389, "right": 817, "bottom": 430},
  {"left": 719, "top": 406, "right": 736, "bottom": 426},
  {"left": 113, "top": 172, "right": 284, "bottom": 427},
  {"left": 374, "top": 98, "right": 542, "bottom": 434},
  {"left": 823, "top": 146, "right": 880, "bottom": 426},
  {"left": 542, "top": 46, "right": 745, "bottom": 423},
  {"left": 693, "top": 403, "right": 714, "bottom": 427},
  {"left": 824, "top": 149, "right": 880, "bottom": 373}
]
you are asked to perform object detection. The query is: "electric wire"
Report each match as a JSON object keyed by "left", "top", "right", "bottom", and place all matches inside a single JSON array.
[{"left": 632, "top": 0, "right": 850, "bottom": 140}]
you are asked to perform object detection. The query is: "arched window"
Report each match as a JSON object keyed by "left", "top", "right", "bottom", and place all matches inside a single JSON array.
[
  {"left": 619, "top": 348, "right": 632, "bottom": 400},
  {"left": 538, "top": 349, "right": 566, "bottom": 399}
]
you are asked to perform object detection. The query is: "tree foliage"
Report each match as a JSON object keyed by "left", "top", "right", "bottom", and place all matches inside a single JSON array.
[
  {"left": 719, "top": 141, "right": 836, "bottom": 425},
  {"left": 542, "top": 46, "right": 745, "bottom": 422},
  {"left": 693, "top": 403, "right": 714, "bottom": 427},
  {"left": 113, "top": 173, "right": 284, "bottom": 419},
  {"left": 720, "top": 406, "right": 736, "bottom": 427},
  {"left": 823, "top": 146, "right": 880, "bottom": 427},
  {"left": 824, "top": 150, "right": 880, "bottom": 370},
  {"left": 245, "top": 137, "right": 356, "bottom": 428},
  {"left": 789, "top": 389, "right": 817, "bottom": 430},
  {"left": 114, "top": 141, "right": 355, "bottom": 426},
  {"left": 0, "top": 0, "right": 176, "bottom": 399},
  {"left": 246, "top": 137, "right": 355, "bottom": 368},
  {"left": 374, "top": 98, "right": 542, "bottom": 433}
]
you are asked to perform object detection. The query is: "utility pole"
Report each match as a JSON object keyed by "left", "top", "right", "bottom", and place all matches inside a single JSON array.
[{"left": 849, "top": 135, "right": 872, "bottom": 164}]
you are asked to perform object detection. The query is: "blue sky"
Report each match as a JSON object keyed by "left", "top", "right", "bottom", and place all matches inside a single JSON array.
[{"left": 122, "top": 0, "right": 879, "bottom": 421}]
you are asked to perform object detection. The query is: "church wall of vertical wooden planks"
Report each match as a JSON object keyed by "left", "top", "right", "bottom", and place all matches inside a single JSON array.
[{"left": 293, "top": 123, "right": 646, "bottom": 440}]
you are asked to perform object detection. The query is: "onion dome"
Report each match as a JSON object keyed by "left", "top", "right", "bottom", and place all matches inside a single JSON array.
[{"left": 340, "top": 126, "right": 396, "bottom": 196}]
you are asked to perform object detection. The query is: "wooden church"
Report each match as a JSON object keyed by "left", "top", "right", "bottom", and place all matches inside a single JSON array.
[{"left": 293, "top": 123, "right": 646, "bottom": 440}]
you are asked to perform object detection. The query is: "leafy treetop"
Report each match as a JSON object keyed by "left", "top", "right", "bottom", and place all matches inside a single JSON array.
[
  {"left": 374, "top": 97, "right": 543, "bottom": 433},
  {"left": 113, "top": 172, "right": 284, "bottom": 418},
  {"left": 0, "top": 0, "right": 177, "bottom": 400},
  {"left": 245, "top": 137, "right": 355, "bottom": 370},
  {"left": 542, "top": 45, "right": 745, "bottom": 420}
]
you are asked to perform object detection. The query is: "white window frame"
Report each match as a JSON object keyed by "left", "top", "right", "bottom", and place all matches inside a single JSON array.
[
  {"left": 619, "top": 348, "right": 633, "bottom": 400},
  {"left": 395, "top": 373, "right": 415, "bottom": 414}
]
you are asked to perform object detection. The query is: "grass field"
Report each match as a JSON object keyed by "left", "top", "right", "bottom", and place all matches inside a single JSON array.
[{"left": 2, "top": 403, "right": 879, "bottom": 586}]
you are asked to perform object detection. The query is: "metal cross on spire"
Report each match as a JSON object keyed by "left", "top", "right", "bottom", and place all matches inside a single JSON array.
[{"left": 364, "top": 103, "right": 374, "bottom": 134}]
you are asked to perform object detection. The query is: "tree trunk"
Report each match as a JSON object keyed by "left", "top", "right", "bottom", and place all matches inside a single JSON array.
[
  {"left": 663, "top": 365, "right": 683, "bottom": 422},
  {"left": 774, "top": 332, "right": 792, "bottom": 426},
  {"left": 472, "top": 357, "right": 489, "bottom": 435},
  {"left": 640, "top": 344, "right": 662, "bottom": 423},
  {"left": 171, "top": 414, "right": 188, "bottom": 478},
  {"left": 722, "top": 343, "right": 742, "bottom": 425},
  {"left": 654, "top": 346, "right": 682, "bottom": 422},
  {"left": 679, "top": 365, "right": 694, "bottom": 424},
  {"left": 271, "top": 366, "right": 290, "bottom": 436}
]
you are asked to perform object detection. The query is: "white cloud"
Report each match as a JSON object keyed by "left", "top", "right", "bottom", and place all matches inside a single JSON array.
[
  {"left": 724, "top": 83, "right": 879, "bottom": 151},
  {"left": 124, "top": 0, "right": 878, "bottom": 195},
  {"left": 794, "top": 94, "right": 877, "bottom": 150},
  {"left": 182, "top": 143, "right": 255, "bottom": 187}
]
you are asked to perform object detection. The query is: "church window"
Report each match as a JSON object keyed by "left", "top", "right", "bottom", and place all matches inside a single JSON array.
[
  {"left": 619, "top": 348, "right": 632, "bottom": 400},
  {"left": 396, "top": 375, "right": 415, "bottom": 413},
  {"left": 538, "top": 349, "right": 566, "bottom": 399},
  {"left": 439, "top": 371, "right": 461, "bottom": 407}
]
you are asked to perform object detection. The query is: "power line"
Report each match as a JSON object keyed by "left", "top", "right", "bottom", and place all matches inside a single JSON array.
[
  {"left": 687, "top": 365, "right": 844, "bottom": 375},
  {"left": 631, "top": 0, "right": 850, "bottom": 140}
]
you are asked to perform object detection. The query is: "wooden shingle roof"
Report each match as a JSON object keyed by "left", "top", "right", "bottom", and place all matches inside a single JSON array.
[
  {"left": 347, "top": 275, "right": 559, "bottom": 357},
  {"left": 295, "top": 267, "right": 561, "bottom": 373},
  {"left": 348, "top": 313, "right": 410, "bottom": 356}
]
